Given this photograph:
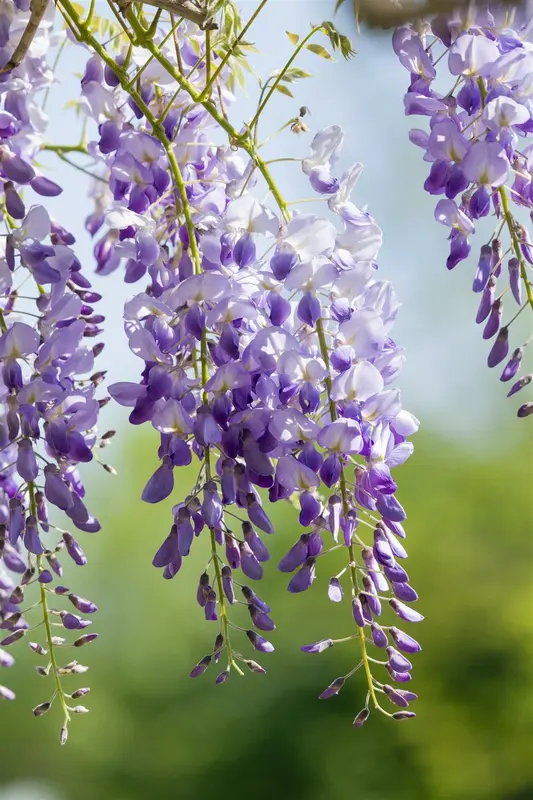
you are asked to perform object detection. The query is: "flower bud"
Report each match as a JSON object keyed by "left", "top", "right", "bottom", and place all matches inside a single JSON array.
[
  {"left": 71, "top": 687, "right": 91, "bottom": 699},
  {"left": 301, "top": 638, "right": 334, "bottom": 654},
  {"left": 73, "top": 633, "right": 98, "bottom": 647},
  {"left": 246, "top": 630, "right": 274, "bottom": 653},
  {"left": 190, "top": 655, "right": 211, "bottom": 678},
  {"left": 353, "top": 708, "right": 370, "bottom": 728},
  {"left": 29, "top": 642, "right": 48, "bottom": 656},
  {"left": 1, "top": 629, "right": 25, "bottom": 647},
  {"left": 33, "top": 702, "right": 51, "bottom": 716},
  {"left": 328, "top": 577, "right": 343, "bottom": 603},
  {"left": 244, "top": 659, "right": 267, "bottom": 674},
  {"left": 318, "top": 677, "right": 345, "bottom": 699}
]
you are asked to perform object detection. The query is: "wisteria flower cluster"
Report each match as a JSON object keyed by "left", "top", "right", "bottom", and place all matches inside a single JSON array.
[
  {"left": 0, "top": 0, "right": 107, "bottom": 742},
  {"left": 0, "top": 0, "right": 422, "bottom": 743},
  {"left": 394, "top": 5, "right": 533, "bottom": 417}
]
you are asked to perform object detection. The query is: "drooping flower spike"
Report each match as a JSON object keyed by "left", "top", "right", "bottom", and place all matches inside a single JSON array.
[
  {"left": 394, "top": 7, "right": 533, "bottom": 417},
  {"left": 0, "top": 0, "right": 107, "bottom": 743},
  {"left": 1, "top": 0, "right": 420, "bottom": 738}
]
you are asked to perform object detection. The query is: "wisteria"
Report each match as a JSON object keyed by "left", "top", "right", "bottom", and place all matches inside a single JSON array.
[
  {"left": 394, "top": 5, "right": 533, "bottom": 417},
  {"left": 0, "top": 0, "right": 107, "bottom": 742},
  {"left": 39, "top": 0, "right": 419, "bottom": 724},
  {"left": 13, "top": 0, "right": 533, "bottom": 746}
]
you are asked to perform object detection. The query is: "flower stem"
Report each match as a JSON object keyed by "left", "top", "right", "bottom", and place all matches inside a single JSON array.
[
  {"left": 198, "top": 0, "right": 269, "bottom": 102},
  {"left": 247, "top": 24, "right": 323, "bottom": 133},
  {"left": 498, "top": 186, "right": 533, "bottom": 313},
  {"left": 315, "top": 319, "right": 379, "bottom": 709},
  {"left": 201, "top": 332, "right": 242, "bottom": 676},
  {"left": 117, "top": 7, "right": 291, "bottom": 221},
  {"left": 29, "top": 482, "right": 71, "bottom": 738}
]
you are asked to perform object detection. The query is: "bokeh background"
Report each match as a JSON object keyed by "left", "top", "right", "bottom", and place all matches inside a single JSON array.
[{"left": 2, "top": 2, "right": 533, "bottom": 799}]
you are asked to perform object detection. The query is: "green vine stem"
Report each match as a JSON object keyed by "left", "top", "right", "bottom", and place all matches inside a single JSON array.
[
  {"left": 477, "top": 77, "right": 533, "bottom": 314},
  {"left": 316, "top": 318, "right": 379, "bottom": 710},
  {"left": 247, "top": 24, "right": 323, "bottom": 133},
  {"left": 41, "top": 144, "right": 90, "bottom": 155},
  {"left": 29, "top": 482, "right": 72, "bottom": 741},
  {"left": 498, "top": 186, "right": 533, "bottom": 313},
  {"left": 201, "top": 328, "right": 243, "bottom": 675},
  {"left": 198, "top": 0, "right": 268, "bottom": 102}
]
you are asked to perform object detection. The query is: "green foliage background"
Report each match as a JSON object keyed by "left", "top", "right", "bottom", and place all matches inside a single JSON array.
[{"left": 1, "top": 425, "right": 532, "bottom": 800}]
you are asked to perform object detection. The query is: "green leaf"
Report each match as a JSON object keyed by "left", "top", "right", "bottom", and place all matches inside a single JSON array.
[
  {"left": 232, "top": 60, "right": 246, "bottom": 91},
  {"left": 280, "top": 67, "right": 312, "bottom": 82},
  {"left": 274, "top": 83, "right": 294, "bottom": 98},
  {"left": 286, "top": 31, "right": 299, "bottom": 46},
  {"left": 306, "top": 43, "right": 334, "bottom": 60},
  {"left": 321, "top": 20, "right": 356, "bottom": 59}
]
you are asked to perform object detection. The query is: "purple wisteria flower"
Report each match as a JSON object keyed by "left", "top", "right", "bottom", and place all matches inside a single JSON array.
[
  {"left": 1, "top": 0, "right": 419, "bottom": 734},
  {"left": 104, "top": 97, "right": 420, "bottom": 720},
  {"left": 394, "top": 9, "right": 533, "bottom": 417},
  {"left": 0, "top": 0, "right": 106, "bottom": 743}
]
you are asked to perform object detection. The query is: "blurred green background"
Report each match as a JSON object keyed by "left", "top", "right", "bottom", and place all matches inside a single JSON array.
[{"left": 1, "top": 423, "right": 532, "bottom": 800}]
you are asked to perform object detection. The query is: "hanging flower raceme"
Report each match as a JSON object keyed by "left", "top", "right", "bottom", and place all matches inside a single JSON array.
[
  {"left": 394, "top": 7, "right": 533, "bottom": 418},
  {"left": 77, "top": 25, "right": 235, "bottom": 287},
  {"left": 0, "top": 1, "right": 108, "bottom": 744},
  {"left": 1, "top": 0, "right": 420, "bottom": 736},
  {"left": 108, "top": 116, "right": 420, "bottom": 724}
]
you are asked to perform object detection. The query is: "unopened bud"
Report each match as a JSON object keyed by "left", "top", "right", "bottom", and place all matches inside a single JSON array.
[
  {"left": 318, "top": 677, "right": 345, "bottom": 700},
  {"left": 244, "top": 660, "right": 266, "bottom": 674},
  {"left": 61, "top": 661, "right": 89, "bottom": 674},
  {"left": 33, "top": 702, "right": 51, "bottom": 717},
  {"left": 190, "top": 655, "right": 211, "bottom": 678},
  {"left": 89, "top": 370, "right": 107, "bottom": 385},
  {"left": 1, "top": 612, "right": 21, "bottom": 628},
  {"left": 72, "top": 705, "right": 89, "bottom": 714},
  {"left": 74, "top": 633, "right": 99, "bottom": 647},
  {"left": 68, "top": 594, "right": 97, "bottom": 614},
  {"left": 215, "top": 669, "right": 230, "bottom": 684},
  {"left": 392, "top": 711, "right": 416, "bottom": 720},
  {"left": 46, "top": 552, "right": 63, "bottom": 577},
  {"left": 71, "top": 687, "right": 90, "bottom": 699},
  {"left": 213, "top": 633, "right": 224, "bottom": 663},
  {"left": 21, "top": 568, "right": 34, "bottom": 587},
  {"left": 59, "top": 726, "right": 68, "bottom": 746},
  {"left": 9, "top": 586, "right": 24, "bottom": 604},
  {"left": 353, "top": 708, "right": 370, "bottom": 728},
  {"left": 518, "top": 402, "right": 533, "bottom": 418},
  {"left": 1, "top": 629, "right": 25, "bottom": 646},
  {"left": 36, "top": 665, "right": 51, "bottom": 677},
  {"left": 29, "top": 642, "right": 48, "bottom": 656}
]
